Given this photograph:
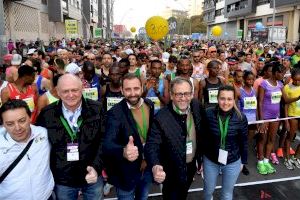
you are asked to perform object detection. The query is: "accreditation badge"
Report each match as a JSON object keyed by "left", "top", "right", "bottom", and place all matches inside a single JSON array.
[
  {"left": 186, "top": 141, "right": 193, "bottom": 155},
  {"left": 218, "top": 149, "right": 228, "bottom": 165},
  {"left": 67, "top": 143, "right": 79, "bottom": 161}
]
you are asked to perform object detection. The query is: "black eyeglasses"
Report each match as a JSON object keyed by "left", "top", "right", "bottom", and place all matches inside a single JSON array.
[{"left": 173, "top": 92, "right": 193, "bottom": 98}]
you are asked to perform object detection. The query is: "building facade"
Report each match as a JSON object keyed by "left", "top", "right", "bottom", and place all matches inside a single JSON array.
[
  {"left": 0, "top": 0, "right": 115, "bottom": 43},
  {"left": 203, "top": 0, "right": 300, "bottom": 42}
]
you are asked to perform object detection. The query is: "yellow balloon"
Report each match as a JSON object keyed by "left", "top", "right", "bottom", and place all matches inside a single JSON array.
[
  {"left": 145, "top": 16, "right": 169, "bottom": 40},
  {"left": 130, "top": 27, "right": 136, "bottom": 33},
  {"left": 212, "top": 25, "right": 223, "bottom": 37}
]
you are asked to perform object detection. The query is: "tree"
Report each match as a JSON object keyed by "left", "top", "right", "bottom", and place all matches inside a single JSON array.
[{"left": 175, "top": 15, "right": 207, "bottom": 35}]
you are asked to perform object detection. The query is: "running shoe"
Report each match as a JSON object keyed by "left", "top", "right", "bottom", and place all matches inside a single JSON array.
[
  {"left": 257, "top": 162, "right": 268, "bottom": 175},
  {"left": 270, "top": 153, "right": 279, "bottom": 165},
  {"left": 284, "top": 158, "right": 295, "bottom": 170},
  {"left": 291, "top": 156, "right": 300, "bottom": 169},
  {"left": 289, "top": 147, "right": 295, "bottom": 155},
  {"left": 276, "top": 148, "right": 283, "bottom": 158},
  {"left": 264, "top": 162, "right": 276, "bottom": 174}
]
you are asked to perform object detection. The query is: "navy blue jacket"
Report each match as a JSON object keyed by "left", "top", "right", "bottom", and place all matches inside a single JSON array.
[
  {"left": 102, "top": 98, "right": 154, "bottom": 191},
  {"left": 145, "top": 99, "right": 203, "bottom": 184},
  {"left": 202, "top": 107, "right": 248, "bottom": 165}
]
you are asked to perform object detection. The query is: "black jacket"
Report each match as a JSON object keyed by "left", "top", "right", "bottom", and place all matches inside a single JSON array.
[
  {"left": 202, "top": 106, "right": 248, "bottom": 165},
  {"left": 144, "top": 99, "right": 202, "bottom": 184},
  {"left": 36, "top": 98, "right": 103, "bottom": 187},
  {"left": 102, "top": 98, "right": 154, "bottom": 191}
]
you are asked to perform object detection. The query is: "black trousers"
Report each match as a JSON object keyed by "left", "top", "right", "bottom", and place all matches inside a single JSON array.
[{"left": 162, "top": 161, "right": 197, "bottom": 200}]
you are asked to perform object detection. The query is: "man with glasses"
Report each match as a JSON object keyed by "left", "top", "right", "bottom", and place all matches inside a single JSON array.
[{"left": 145, "top": 77, "right": 202, "bottom": 200}]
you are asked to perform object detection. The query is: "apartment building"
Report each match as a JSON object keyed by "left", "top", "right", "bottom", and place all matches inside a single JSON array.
[{"left": 203, "top": 0, "right": 300, "bottom": 42}]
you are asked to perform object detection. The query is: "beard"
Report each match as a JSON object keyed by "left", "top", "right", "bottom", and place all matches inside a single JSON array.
[{"left": 126, "top": 96, "right": 141, "bottom": 106}]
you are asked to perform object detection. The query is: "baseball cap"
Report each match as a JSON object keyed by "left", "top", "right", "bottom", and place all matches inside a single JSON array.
[
  {"left": 27, "top": 48, "right": 37, "bottom": 55},
  {"left": 162, "top": 52, "right": 170, "bottom": 63},
  {"left": 11, "top": 54, "right": 22, "bottom": 65},
  {"left": 65, "top": 63, "right": 80, "bottom": 74},
  {"left": 227, "top": 57, "right": 238, "bottom": 65}
]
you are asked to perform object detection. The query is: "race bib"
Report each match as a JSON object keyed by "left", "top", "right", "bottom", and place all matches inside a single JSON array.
[
  {"left": 271, "top": 91, "right": 282, "bottom": 104},
  {"left": 147, "top": 97, "right": 161, "bottom": 112},
  {"left": 82, "top": 88, "right": 98, "bottom": 101},
  {"left": 208, "top": 90, "right": 218, "bottom": 104},
  {"left": 244, "top": 97, "right": 257, "bottom": 110},
  {"left": 107, "top": 97, "right": 123, "bottom": 111},
  {"left": 23, "top": 97, "right": 35, "bottom": 112}
]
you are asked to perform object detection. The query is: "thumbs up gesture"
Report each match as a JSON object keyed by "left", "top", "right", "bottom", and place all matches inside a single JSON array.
[
  {"left": 152, "top": 165, "right": 166, "bottom": 183},
  {"left": 85, "top": 166, "right": 98, "bottom": 184},
  {"left": 123, "top": 136, "right": 139, "bottom": 162}
]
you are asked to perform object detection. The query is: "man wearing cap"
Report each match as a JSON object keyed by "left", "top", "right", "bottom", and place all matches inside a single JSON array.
[
  {"left": 5, "top": 54, "right": 22, "bottom": 83},
  {"left": 27, "top": 48, "right": 38, "bottom": 59},
  {"left": 227, "top": 57, "right": 239, "bottom": 84}
]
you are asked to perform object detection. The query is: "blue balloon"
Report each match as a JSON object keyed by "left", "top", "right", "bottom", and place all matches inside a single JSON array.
[
  {"left": 255, "top": 22, "right": 264, "bottom": 30},
  {"left": 224, "top": 32, "right": 228, "bottom": 36}
]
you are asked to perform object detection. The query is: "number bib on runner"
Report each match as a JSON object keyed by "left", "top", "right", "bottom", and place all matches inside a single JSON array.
[
  {"left": 23, "top": 97, "right": 35, "bottom": 112},
  {"left": 208, "top": 90, "right": 218, "bottom": 104},
  {"left": 107, "top": 97, "right": 123, "bottom": 111},
  {"left": 147, "top": 97, "right": 161, "bottom": 111},
  {"left": 271, "top": 91, "right": 282, "bottom": 104},
  {"left": 244, "top": 97, "right": 257, "bottom": 110},
  {"left": 82, "top": 88, "right": 98, "bottom": 101}
]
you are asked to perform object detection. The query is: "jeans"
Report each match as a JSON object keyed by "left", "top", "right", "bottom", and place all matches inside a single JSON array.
[
  {"left": 203, "top": 156, "right": 241, "bottom": 200},
  {"left": 115, "top": 168, "right": 152, "bottom": 200},
  {"left": 54, "top": 176, "right": 104, "bottom": 200}
]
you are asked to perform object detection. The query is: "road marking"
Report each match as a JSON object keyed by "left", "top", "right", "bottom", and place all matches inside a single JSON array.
[{"left": 104, "top": 176, "right": 300, "bottom": 199}]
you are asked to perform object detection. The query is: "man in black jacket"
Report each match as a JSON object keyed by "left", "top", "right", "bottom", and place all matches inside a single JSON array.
[
  {"left": 36, "top": 74, "right": 103, "bottom": 200},
  {"left": 145, "top": 77, "right": 203, "bottom": 200},
  {"left": 102, "top": 73, "right": 154, "bottom": 200}
]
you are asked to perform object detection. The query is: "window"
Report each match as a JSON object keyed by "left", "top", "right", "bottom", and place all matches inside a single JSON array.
[
  {"left": 215, "top": 8, "right": 224, "bottom": 17},
  {"left": 257, "top": 0, "right": 270, "bottom": 6},
  {"left": 267, "top": 15, "right": 283, "bottom": 26}
]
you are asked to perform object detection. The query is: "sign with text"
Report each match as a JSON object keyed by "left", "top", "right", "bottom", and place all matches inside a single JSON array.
[{"left": 65, "top": 20, "right": 78, "bottom": 38}]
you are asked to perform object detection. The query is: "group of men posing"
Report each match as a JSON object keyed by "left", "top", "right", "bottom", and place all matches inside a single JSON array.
[{"left": 1, "top": 39, "right": 300, "bottom": 200}]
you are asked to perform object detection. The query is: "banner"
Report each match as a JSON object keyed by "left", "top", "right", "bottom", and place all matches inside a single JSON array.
[
  {"left": 65, "top": 20, "right": 78, "bottom": 38},
  {"left": 94, "top": 28, "right": 102, "bottom": 38}
]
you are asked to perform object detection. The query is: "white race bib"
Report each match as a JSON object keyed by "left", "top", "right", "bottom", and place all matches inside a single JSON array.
[
  {"left": 271, "top": 91, "right": 282, "bottom": 104},
  {"left": 82, "top": 88, "right": 98, "bottom": 101},
  {"left": 107, "top": 97, "right": 123, "bottom": 111},
  {"left": 208, "top": 90, "right": 218, "bottom": 104},
  {"left": 23, "top": 97, "right": 35, "bottom": 112},
  {"left": 243, "top": 97, "right": 257, "bottom": 110}
]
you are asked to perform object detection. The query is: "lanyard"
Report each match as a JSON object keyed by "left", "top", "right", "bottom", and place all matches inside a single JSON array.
[
  {"left": 175, "top": 106, "right": 193, "bottom": 137},
  {"left": 218, "top": 115, "right": 230, "bottom": 150},
  {"left": 60, "top": 116, "right": 83, "bottom": 142},
  {"left": 132, "top": 104, "right": 148, "bottom": 141}
]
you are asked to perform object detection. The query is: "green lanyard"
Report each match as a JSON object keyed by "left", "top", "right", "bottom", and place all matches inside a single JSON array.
[
  {"left": 218, "top": 115, "right": 230, "bottom": 150},
  {"left": 132, "top": 105, "right": 148, "bottom": 141},
  {"left": 60, "top": 116, "right": 83, "bottom": 142},
  {"left": 175, "top": 106, "right": 193, "bottom": 137}
]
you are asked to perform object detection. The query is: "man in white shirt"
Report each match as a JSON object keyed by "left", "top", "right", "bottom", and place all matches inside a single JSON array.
[{"left": 0, "top": 99, "right": 54, "bottom": 200}]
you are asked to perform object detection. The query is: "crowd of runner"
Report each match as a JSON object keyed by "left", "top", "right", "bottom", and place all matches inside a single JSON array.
[{"left": 1, "top": 37, "right": 300, "bottom": 199}]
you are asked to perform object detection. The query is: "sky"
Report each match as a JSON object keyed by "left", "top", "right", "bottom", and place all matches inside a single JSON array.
[{"left": 113, "top": 0, "right": 189, "bottom": 30}]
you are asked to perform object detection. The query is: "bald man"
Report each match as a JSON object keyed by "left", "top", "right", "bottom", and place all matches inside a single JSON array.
[{"left": 36, "top": 74, "right": 104, "bottom": 200}]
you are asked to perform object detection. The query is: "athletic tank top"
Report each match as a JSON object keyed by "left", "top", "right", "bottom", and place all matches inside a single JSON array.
[
  {"left": 146, "top": 78, "right": 164, "bottom": 114},
  {"left": 100, "top": 68, "right": 110, "bottom": 86},
  {"left": 203, "top": 78, "right": 222, "bottom": 108},
  {"left": 104, "top": 84, "right": 123, "bottom": 111},
  {"left": 7, "top": 83, "right": 38, "bottom": 123},
  {"left": 46, "top": 90, "right": 59, "bottom": 104},
  {"left": 239, "top": 87, "right": 257, "bottom": 122},
  {"left": 36, "top": 75, "right": 47, "bottom": 96}
]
